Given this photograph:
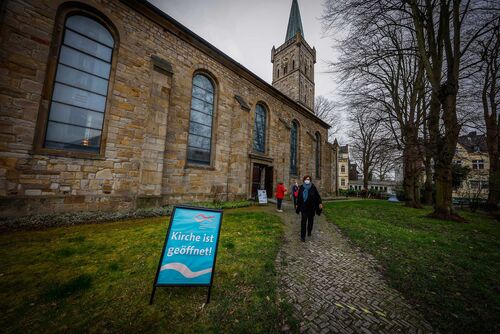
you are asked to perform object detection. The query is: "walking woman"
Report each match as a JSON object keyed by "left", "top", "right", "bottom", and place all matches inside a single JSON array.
[
  {"left": 291, "top": 180, "right": 299, "bottom": 208},
  {"left": 295, "top": 175, "right": 323, "bottom": 241},
  {"left": 275, "top": 180, "right": 287, "bottom": 212}
]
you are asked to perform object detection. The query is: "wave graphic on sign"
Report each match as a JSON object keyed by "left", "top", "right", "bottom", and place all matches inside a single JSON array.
[
  {"left": 194, "top": 213, "right": 216, "bottom": 229},
  {"left": 160, "top": 262, "right": 212, "bottom": 278}
]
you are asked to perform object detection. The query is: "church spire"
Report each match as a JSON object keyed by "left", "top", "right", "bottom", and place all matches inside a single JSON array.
[{"left": 285, "top": 0, "right": 304, "bottom": 42}]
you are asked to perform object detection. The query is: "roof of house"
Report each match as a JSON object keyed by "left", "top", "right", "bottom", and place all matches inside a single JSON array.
[
  {"left": 457, "top": 132, "right": 488, "bottom": 153},
  {"left": 339, "top": 145, "right": 349, "bottom": 154},
  {"left": 121, "top": 0, "right": 330, "bottom": 129}
]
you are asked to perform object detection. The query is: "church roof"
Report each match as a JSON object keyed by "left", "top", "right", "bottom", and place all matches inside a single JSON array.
[
  {"left": 120, "top": 0, "right": 330, "bottom": 129},
  {"left": 285, "top": 0, "right": 304, "bottom": 42}
]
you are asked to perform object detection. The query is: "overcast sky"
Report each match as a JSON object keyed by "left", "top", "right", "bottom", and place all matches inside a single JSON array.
[{"left": 147, "top": 0, "right": 340, "bottom": 100}]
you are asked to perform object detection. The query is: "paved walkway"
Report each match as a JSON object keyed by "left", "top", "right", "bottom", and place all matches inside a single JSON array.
[{"left": 271, "top": 202, "right": 436, "bottom": 334}]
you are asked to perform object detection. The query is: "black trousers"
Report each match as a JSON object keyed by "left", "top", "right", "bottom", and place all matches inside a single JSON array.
[
  {"left": 300, "top": 211, "right": 314, "bottom": 239},
  {"left": 277, "top": 198, "right": 283, "bottom": 210}
]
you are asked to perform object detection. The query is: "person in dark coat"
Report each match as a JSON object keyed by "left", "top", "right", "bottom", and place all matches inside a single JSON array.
[
  {"left": 291, "top": 180, "right": 299, "bottom": 208},
  {"left": 295, "top": 175, "right": 323, "bottom": 242}
]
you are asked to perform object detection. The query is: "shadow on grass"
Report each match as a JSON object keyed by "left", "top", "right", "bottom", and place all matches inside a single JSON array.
[{"left": 41, "top": 274, "right": 93, "bottom": 302}]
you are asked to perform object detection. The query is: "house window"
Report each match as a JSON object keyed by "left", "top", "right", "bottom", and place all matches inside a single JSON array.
[
  {"left": 454, "top": 160, "right": 462, "bottom": 166},
  {"left": 472, "top": 160, "right": 484, "bottom": 170},
  {"left": 43, "top": 14, "right": 115, "bottom": 153},
  {"left": 290, "top": 121, "right": 298, "bottom": 175},
  {"left": 470, "top": 180, "right": 480, "bottom": 189},
  {"left": 187, "top": 74, "right": 215, "bottom": 165},
  {"left": 293, "top": 59, "right": 295, "bottom": 69},
  {"left": 253, "top": 104, "right": 267, "bottom": 153},
  {"left": 315, "top": 132, "right": 321, "bottom": 178},
  {"left": 341, "top": 165, "right": 345, "bottom": 173},
  {"left": 341, "top": 179, "right": 345, "bottom": 186}
]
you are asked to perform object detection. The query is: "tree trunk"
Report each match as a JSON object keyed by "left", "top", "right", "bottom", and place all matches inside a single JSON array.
[
  {"left": 423, "top": 164, "right": 433, "bottom": 205},
  {"left": 485, "top": 124, "right": 499, "bottom": 209},
  {"left": 363, "top": 165, "right": 369, "bottom": 193},
  {"left": 430, "top": 83, "right": 463, "bottom": 220},
  {"left": 403, "top": 131, "right": 423, "bottom": 208}
]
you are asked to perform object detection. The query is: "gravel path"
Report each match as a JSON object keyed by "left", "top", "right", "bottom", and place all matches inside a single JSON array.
[{"left": 271, "top": 202, "right": 436, "bottom": 334}]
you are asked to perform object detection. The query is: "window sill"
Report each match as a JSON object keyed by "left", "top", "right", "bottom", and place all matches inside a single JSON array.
[
  {"left": 185, "top": 163, "right": 215, "bottom": 171},
  {"left": 32, "top": 148, "right": 106, "bottom": 160}
]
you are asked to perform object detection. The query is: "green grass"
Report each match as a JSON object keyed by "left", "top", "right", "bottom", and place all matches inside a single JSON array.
[
  {"left": 186, "top": 200, "right": 255, "bottom": 210},
  {"left": 324, "top": 200, "right": 500, "bottom": 334},
  {"left": 0, "top": 208, "right": 291, "bottom": 333}
]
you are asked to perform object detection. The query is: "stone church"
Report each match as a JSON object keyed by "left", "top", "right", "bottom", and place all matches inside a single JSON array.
[{"left": 0, "top": 0, "right": 338, "bottom": 217}]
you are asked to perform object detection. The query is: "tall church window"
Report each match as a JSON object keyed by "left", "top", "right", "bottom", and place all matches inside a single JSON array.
[
  {"left": 253, "top": 104, "right": 267, "bottom": 153},
  {"left": 43, "top": 14, "right": 115, "bottom": 153},
  {"left": 293, "top": 60, "right": 295, "bottom": 69},
  {"left": 315, "top": 132, "right": 321, "bottom": 178},
  {"left": 290, "top": 121, "right": 298, "bottom": 175},
  {"left": 187, "top": 74, "right": 215, "bottom": 165}
]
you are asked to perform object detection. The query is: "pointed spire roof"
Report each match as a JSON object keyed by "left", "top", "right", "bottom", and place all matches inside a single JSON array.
[{"left": 285, "top": 0, "right": 304, "bottom": 42}]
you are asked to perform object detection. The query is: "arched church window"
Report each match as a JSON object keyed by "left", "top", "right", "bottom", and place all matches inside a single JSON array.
[
  {"left": 187, "top": 73, "right": 215, "bottom": 165},
  {"left": 290, "top": 121, "right": 298, "bottom": 175},
  {"left": 43, "top": 14, "right": 116, "bottom": 153},
  {"left": 315, "top": 132, "right": 321, "bottom": 178},
  {"left": 253, "top": 104, "right": 267, "bottom": 153}
]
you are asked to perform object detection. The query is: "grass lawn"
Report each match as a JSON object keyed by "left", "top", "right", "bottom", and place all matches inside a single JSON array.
[
  {"left": 0, "top": 208, "right": 292, "bottom": 333},
  {"left": 324, "top": 200, "right": 500, "bottom": 334}
]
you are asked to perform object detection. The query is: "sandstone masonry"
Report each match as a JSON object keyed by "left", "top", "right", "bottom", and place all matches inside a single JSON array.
[{"left": 0, "top": 0, "right": 338, "bottom": 217}]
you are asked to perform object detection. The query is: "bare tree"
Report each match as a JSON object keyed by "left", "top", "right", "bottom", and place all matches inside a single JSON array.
[
  {"left": 323, "top": 2, "right": 427, "bottom": 207},
  {"left": 406, "top": 0, "right": 498, "bottom": 219},
  {"left": 349, "top": 107, "right": 386, "bottom": 191},
  {"left": 374, "top": 145, "right": 399, "bottom": 181},
  {"left": 476, "top": 18, "right": 500, "bottom": 208},
  {"left": 322, "top": 0, "right": 498, "bottom": 217},
  {"left": 315, "top": 95, "right": 342, "bottom": 142}
]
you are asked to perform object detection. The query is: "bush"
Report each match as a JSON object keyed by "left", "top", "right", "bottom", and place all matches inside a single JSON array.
[{"left": 0, "top": 206, "right": 173, "bottom": 231}]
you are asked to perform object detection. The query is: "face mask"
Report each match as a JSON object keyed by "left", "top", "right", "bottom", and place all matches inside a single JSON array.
[{"left": 304, "top": 180, "right": 311, "bottom": 184}]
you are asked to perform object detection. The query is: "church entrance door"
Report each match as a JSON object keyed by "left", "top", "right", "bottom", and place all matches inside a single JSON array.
[{"left": 251, "top": 163, "right": 273, "bottom": 200}]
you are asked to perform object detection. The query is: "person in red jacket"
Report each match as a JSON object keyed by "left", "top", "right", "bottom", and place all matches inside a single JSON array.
[{"left": 275, "top": 181, "right": 287, "bottom": 212}]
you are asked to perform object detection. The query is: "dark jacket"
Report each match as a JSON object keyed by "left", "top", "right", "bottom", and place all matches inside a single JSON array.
[{"left": 295, "top": 184, "right": 322, "bottom": 215}]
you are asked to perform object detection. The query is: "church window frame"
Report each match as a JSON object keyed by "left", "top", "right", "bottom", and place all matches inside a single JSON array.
[
  {"left": 33, "top": 4, "right": 119, "bottom": 159},
  {"left": 186, "top": 72, "right": 217, "bottom": 166},
  {"left": 290, "top": 120, "right": 299, "bottom": 175},
  {"left": 315, "top": 132, "right": 321, "bottom": 179},
  {"left": 252, "top": 103, "right": 268, "bottom": 154}
]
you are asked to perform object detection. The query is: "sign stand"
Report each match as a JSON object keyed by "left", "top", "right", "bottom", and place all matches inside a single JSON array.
[
  {"left": 257, "top": 189, "right": 268, "bottom": 204},
  {"left": 149, "top": 205, "right": 223, "bottom": 305}
]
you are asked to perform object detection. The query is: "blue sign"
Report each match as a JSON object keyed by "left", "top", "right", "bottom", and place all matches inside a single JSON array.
[{"left": 154, "top": 206, "right": 223, "bottom": 286}]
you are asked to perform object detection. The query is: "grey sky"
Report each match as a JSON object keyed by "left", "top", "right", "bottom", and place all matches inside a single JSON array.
[{"left": 147, "top": 0, "right": 339, "bottom": 100}]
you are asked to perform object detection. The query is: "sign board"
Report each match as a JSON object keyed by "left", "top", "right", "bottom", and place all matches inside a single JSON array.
[
  {"left": 150, "top": 206, "right": 223, "bottom": 304},
  {"left": 257, "top": 189, "right": 268, "bottom": 204}
]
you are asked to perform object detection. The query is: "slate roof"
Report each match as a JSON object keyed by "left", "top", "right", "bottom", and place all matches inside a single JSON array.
[
  {"left": 457, "top": 132, "right": 488, "bottom": 153},
  {"left": 285, "top": 0, "right": 304, "bottom": 42}
]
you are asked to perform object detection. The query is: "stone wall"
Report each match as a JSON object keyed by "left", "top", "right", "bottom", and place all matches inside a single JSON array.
[{"left": 0, "top": 0, "right": 337, "bottom": 217}]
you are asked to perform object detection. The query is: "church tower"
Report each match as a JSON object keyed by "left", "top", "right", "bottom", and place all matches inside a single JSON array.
[{"left": 271, "top": 0, "right": 316, "bottom": 112}]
